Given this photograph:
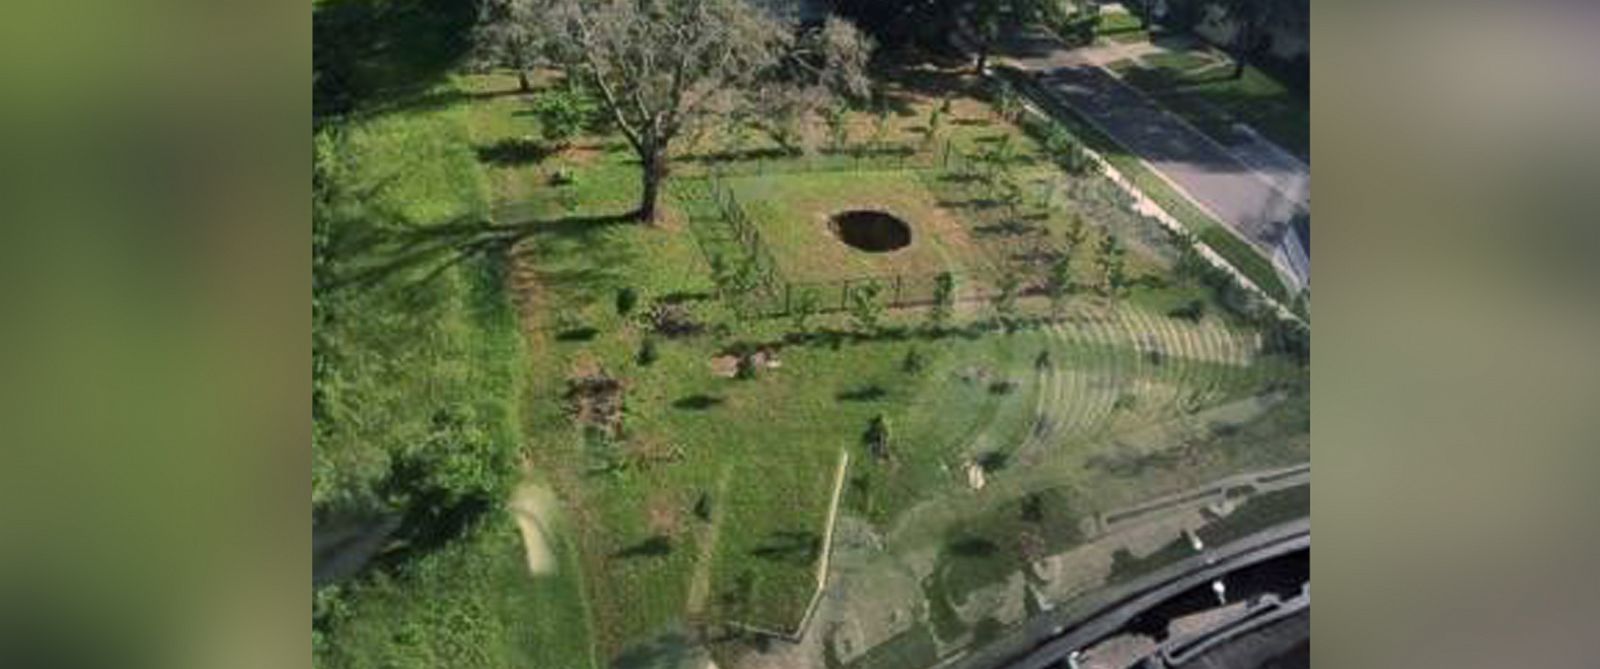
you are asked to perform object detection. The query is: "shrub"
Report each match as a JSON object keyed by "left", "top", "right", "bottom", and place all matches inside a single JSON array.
[
  {"left": 929, "top": 272, "right": 957, "bottom": 331},
  {"left": 847, "top": 280, "right": 885, "bottom": 335},
  {"left": 992, "top": 272, "right": 1020, "bottom": 327},
  {"left": 1261, "top": 317, "right": 1310, "bottom": 366},
  {"left": 694, "top": 492, "right": 713, "bottom": 522},
  {"left": 865, "top": 413, "right": 892, "bottom": 461},
  {"left": 1169, "top": 299, "right": 1206, "bottom": 322},
  {"left": 735, "top": 352, "right": 758, "bottom": 380},
  {"left": 648, "top": 303, "right": 703, "bottom": 338},
  {"left": 636, "top": 337, "right": 658, "bottom": 366},
  {"left": 616, "top": 287, "right": 639, "bottom": 315},
  {"left": 903, "top": 347, "right": 929, "bottom": 374},
  {"left": 790, "top": 288, "right": 820, "bottom": 334},
  {"left": 531, "top": 88, "right": 594, "bottom": 147}
]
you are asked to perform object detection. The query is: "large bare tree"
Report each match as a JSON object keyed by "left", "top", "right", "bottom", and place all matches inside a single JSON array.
[{"left": 544, "top": 0, "right": 872, "bottom": 222}]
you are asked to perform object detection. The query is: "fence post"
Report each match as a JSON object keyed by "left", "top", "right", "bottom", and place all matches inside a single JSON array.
[
  {"left": 942, "top": 139, "right": 951, "bottom": 169},
  {"left": 840, "top": 280, "right": 850, "bottom": 311},
  {"left": 784, "top": 282, "right": 792, "bottom": 316},
  {"left": 894, "top": 274, "right": 904, "bottom": 307}
]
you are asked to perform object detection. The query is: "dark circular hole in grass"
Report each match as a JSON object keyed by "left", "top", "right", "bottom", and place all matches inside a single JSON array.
[{"left": 830, "top": 210, "right": 912, "bottom": 253}]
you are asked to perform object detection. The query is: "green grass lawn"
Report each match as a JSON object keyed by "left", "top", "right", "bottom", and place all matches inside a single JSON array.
[
  {"left": 313, "top": 80, "right": 599, "bottom": 669},
  {"left": 1095, "top": 12, "right": 1150, "bottom": 44},
  {"left": 728, "top": 170, "right": 993, "bottom": 282},
  {"left": 317, "top": 65, "right": 1308, "bottom": 668}
]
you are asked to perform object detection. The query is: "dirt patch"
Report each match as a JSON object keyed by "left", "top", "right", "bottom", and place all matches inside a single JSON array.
[
  {"left": 557, "top": 142, "right": 608, "bottom": 165},
  {"left": 509, "top": 482, "right": 560, "bottom": 576},
  {"left": 646, "top": 490, "right": 684, "bottom": 537},
  {"left": 566, "top": 369, "right": 625, "bottom": 437},
  {"left": 709, "top": 348, "right": 782, "bottom": 378}
]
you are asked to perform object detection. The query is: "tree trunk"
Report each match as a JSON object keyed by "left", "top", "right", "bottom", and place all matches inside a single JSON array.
[
  {"left": 637, "top": 149, "right": 667, "bottom": 224},
  {"left": 975, "top": 46, "right": 989, "bottom": 75},
  {"left": 518, "top": 69, "right": 531, "bottom": 93},
  {"left": 1232, "top": 23, "right": 1254, "bottom": 79}
]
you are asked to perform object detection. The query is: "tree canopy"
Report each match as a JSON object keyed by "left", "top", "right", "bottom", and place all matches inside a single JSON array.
[{"left": 484, "top": 0, "right": 873, "bottom": 222}]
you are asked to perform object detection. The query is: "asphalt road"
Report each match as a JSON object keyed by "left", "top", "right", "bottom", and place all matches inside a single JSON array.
[{"left": 995, "top": 29, "right": 1308, "bottom": 262}]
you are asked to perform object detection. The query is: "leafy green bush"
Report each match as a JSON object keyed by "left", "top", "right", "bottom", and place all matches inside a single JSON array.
[
  {"left": 1169, "top": 299, "right": 1206, "bottom": 322},
  {"left": 616, "top": 286, "right": 639, "bottom": 315},
  {"left": 848, "top": 280, "right": 885, "bottom": 334},
  {"left": 903, "top": 347, "right": 929, "bottom": 374},
  {"left": 928, "top": 272, "right": 956, "bottom": 331},
  {"left": 636, "top": 337, "right": 659, "bottom": 366},
  {"left": 531, "top": 87, "right": 595, "bottom": 147},
  {"left": 735, "top": 351, "right": 759, "bottom": 380},
  {"left": 865, "top": 413, "right": 892, "bottom": 461}
]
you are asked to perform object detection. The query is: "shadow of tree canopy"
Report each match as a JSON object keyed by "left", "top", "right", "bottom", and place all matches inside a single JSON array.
[
  {"left": 673, "top": 394, "right": 725, "bottom": 411},
  {"left": 947, "top": 536, "right": 999, "bottom": 557},
  {"left": 836, "top": 384, "right": 889, "bottom": 402},
  {"left": 750, "top": 530, "right": 821, "bottom": 565},
  {"left": 613, "top": 535, "right": 674, "bottom": 559},
  {"left": 313, "top": 0, "right": 478, "bottom": 118},
  {"left": 326, "top": 210, "right": 635, "bottom": 297},
  {"left": 476, "top": 137, "right": 555, "bottom": 166},
  {"left": 612, "top": 630, "right": 707, "bottom": 669}
]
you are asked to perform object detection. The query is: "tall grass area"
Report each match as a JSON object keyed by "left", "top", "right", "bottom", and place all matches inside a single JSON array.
[{"left": 312, "top": 92, "right": 596, "bottom": 669}]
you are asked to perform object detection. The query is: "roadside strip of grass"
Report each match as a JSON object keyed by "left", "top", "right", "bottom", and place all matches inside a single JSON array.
[
  {"left": 1106, "top": 56, "right": 1309, "bottom": 162},
  {"left": 1095, "top": 11, "right": 1150, "bottom": 44},
  {"left": 996, "top": 67, "right": 1293, "bottom": 306}
]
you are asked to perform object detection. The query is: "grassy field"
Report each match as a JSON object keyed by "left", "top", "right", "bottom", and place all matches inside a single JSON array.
[
  {"left": 729, "top": 169, "right": 991, "bottom": 282},
  {"left": 313, "top": 88, "right": 599, "bottom": 668},
  {"left": 1107, "top": 53, "right": 1310, "bottom": 161},
  {"left": 316, "top": 60, "right": 1308, "bottom": 669}
]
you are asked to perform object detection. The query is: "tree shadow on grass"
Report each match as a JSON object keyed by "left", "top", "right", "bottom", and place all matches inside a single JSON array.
[
  {"left": 947, "top": 536, "right": 999, "bottom": 557},
  {"left": 751, "top": 531, "right": 821, "bottom": 565},
  {"left": 836, "top": 385, "right": 889, "bottom": 402},
  {"left": 612, "top": 535, "right": 673, "bottom": 559},
  {"left": 327, "top": 211, "right": 634, "bottom": 296},
  {"left": 613, "top": 631, "right": 705, "bottom": 669},
  {"left": 554, "top": 326, "right": 599, "bottom": 342},
  {"left": 475, "top": 137, "right": 555, "bottom": 166},
  {"left": 673, "top": 394, "right": 725, "bottom": 410},
  {"left": 313, "top": 0, "right": 477, "bottom": 118}
]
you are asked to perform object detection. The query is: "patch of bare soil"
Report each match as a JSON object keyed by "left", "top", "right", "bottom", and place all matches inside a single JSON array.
[
  {"left": 557, "top": 141, "right": 608, "bottom": 165},
  {"left": 566, "top": 369, "right": 625, "bottom": 437},
  {"left": 646, "top": 490, "right": 684, "bottom": 537},
  {"left": 709, "top": 348, "right": 782, "bottom": 378}
]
